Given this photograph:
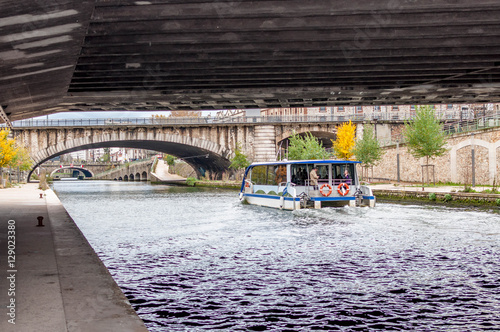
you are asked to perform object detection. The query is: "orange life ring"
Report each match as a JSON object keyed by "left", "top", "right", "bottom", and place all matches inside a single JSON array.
[
  {"left": 245, "top": 181, "right": 250, "bottom": 188},
  {"left": 337, "top": 183, "right": 350, "bottom": 196},
  {"left": 319, "top": 183, "right": 333, "bottom": 197}
]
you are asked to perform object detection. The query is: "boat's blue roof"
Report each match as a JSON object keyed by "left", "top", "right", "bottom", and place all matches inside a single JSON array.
[{"left": 249, "top": 159, "right": 361, "bottom": 167}]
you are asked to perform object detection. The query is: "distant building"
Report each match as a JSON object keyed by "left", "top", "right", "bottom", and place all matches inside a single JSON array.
[{"left": 259, "top": 103, "right": 498, "bottom": 120}]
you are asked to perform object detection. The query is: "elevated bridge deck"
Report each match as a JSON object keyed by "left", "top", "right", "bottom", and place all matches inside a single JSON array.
[{"left": 2, "top": 1, "right": 500, "bottom": 121}]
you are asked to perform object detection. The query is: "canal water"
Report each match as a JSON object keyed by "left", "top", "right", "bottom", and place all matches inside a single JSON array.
[{"left": 53, "top": 181, "right": 500, "bottom": 331}]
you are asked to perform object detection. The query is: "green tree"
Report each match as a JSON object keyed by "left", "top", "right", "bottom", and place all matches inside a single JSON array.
[
  {"left": 287, "top": 132, "right": 329, "bottom": 160},
  {"left": 353, "top": 124, "right": 383, "bottom": 180},
  {"left": 403, "top": 105, "right": 448, "bottom": 183},
  {"left": 101, "top": 148, "right": 111, "bottom": 162},
  {"left": 229, "top": 144, "right": 251, "bottom": 170},
  {"left": 229, "top": 144, "right": 251, "bottom": 181},
  {"left": 332, "top": 120, "right": 356, "bottom": 160},
  {"left": 164, "top": 154, "right": 176, "bottom": 166}
]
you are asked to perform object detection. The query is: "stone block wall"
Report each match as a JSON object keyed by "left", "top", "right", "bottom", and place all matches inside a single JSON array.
[{"left": 371, "top": 128, "right": 500, "bottom": 185}]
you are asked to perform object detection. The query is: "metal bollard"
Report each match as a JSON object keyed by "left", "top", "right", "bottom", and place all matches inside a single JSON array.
[{"left": 36, "top": 216, "right": 45, "bottom": 227}]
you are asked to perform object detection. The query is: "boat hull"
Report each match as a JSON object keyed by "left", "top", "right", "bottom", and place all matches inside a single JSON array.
[{"left": 240, "top": 193, "right": 375, "bottom": 210}]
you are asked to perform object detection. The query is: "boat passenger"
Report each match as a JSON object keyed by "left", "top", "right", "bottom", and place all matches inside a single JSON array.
[
  {"left": 343, "top": 169, "right": 351, "bottom": 184},
  {"left": 310, "top": 167, "right": 319, "bottom": 190}
]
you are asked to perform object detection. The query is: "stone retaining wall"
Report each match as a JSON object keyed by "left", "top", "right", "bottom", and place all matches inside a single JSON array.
[
  {"left": 373, "top": 189, "right": 500, "bottom": 203},
  {"left": 370, "top": 127, "right": 500, "bottom": 185}
]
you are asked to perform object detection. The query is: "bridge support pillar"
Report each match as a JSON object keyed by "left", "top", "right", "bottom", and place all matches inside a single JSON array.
[{"left": 254, "top": 125, "right": 277, "bottom": 162}]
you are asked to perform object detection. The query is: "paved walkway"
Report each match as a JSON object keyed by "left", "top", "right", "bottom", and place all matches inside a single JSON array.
[
  {"left": 151, "top": 159, "right": 186, "bottom": 182},
  {"left": 0, "top": 183, "right": 148, "bottom": 332}
]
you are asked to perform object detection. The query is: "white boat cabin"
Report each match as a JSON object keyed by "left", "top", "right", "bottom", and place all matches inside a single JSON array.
[{"left": 239, "top": 160, "right": 375, "bottom": 210}]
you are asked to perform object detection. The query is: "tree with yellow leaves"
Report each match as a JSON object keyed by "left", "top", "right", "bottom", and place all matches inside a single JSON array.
[
  {"left": 332, "top": 120, "right": 356, "bottom": 160},
  {"left": 0, "top": 129, "right": 18, "bottom": 168},
  {"left": 0, "top": 129, "right": 19, "bottom": 188},
  {"left": 11, "top": 144, "right": 33, "bottom": 171}
]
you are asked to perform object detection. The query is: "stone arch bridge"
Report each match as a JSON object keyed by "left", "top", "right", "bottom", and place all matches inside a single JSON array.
[
  {"left": 41, "top": 162, "right": 152, "bottom": 182},
  {"left": 94, "top": 160, "right": 152, "bottom": 182},
  {"left": 13, "top": 120, "right": 398, "bottom": 180},
  {"left": 50, "top": 166, "right": 94, "bottom": 179},
  {"left": 12, "top": 121, "right": 391, "bottom": 179}
]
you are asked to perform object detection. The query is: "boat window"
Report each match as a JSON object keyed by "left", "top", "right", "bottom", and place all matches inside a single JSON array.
[
  {"left": 275, "top": 165, "right": 287, "bottom": 184},
  {"left": 340, "top": 164, "right": 355, "bottom": 184},
  {"left": 290, "top": 165, "right": 307, "bottom": 185},
  {"left": 316, "top": 165, "right": 329, "bottom": 181},
  {"left": 250, "top": 165, "right": 267, "bottom": 185},
  {"left": 333, "top": 164, "right": 343, "bottom": 180},
  {"left": 266, "top": 166, "right": 276, "bottom": 185},
  {"left": 250, "top": 165, "right": 279, "bottom": 185}
]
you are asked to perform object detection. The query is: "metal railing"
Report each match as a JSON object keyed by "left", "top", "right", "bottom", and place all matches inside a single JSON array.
[
  {"left": 0, "top": 111, "right": 482, "bottom": 128},
  {"left": 380, "top": 112, "right": 500, "bottom": 147}
]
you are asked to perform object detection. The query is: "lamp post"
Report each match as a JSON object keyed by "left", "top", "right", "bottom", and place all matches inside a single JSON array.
[
  {"left": 471, "top": 133, "right": 475, "bottom": 187},
  {"left": 396, "top": 141, "right": 400, "bottom": 183}
]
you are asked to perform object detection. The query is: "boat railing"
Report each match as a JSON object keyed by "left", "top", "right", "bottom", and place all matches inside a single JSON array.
[{"left": 331, "top": 179, "right": 352, "bottom": 186}]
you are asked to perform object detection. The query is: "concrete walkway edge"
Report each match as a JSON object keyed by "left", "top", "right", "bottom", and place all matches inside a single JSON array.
[
  {"left": 0, "top": 184, "right": 149, "bottom": 332},
  {"left": 45, "top": 188, "right": 149, "bottom": 332}
]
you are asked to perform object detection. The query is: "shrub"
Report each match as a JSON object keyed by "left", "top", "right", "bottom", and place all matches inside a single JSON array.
[
  {"left": 267, "top": 191, "right": 277, "bottom": 195},
  {"left": 186, "top": 177, "right": 197, "bottom": 186},
  {"left": 444, "top": 194, "right": 452, "bottom": 202},
  {"left": 496, "top": 198, "right": 500, "bottom": 206},
  {"left": 255, "top": 190, "right": 265, "bottom": 194},
  {"left": 428, "top": 192, "right": 436, "bottom": 201},
  {"left": 164, "top": 154, "right": 176, "bottom": 166}
]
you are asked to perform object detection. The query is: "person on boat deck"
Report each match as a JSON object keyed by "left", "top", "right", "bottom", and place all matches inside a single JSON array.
[
  {"left": 294, "top": 168, "right": 306, "bottom": 185},
  {"left": 310, "top": 167, "right": 319, "bottom": 190},
  {"left": 343, "top": 169, "right": 351, "bottom": 184}
]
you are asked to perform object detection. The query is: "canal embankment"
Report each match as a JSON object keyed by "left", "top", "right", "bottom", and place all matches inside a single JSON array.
[
  {"left": 0, "top": 183, "right": 148, "bottom": 332},
  {"left": 186, "top": 180, "right": 500, "bottom": 207},
  {"left": 371, "top": 183, "right": 500, "bottom": 208}
]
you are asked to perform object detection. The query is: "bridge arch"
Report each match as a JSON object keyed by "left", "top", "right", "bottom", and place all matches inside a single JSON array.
[
  {"left": 50, "top": 166, "right": 94, "bottom": 179},
  {"left": 276, "top": 130, "right": 337, "bottom": 151},
  {"left": 27, "top": 132, "right": 235, "bottom": 181}
]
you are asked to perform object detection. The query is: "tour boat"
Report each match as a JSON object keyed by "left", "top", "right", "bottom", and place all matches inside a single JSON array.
[{"left": 239, "top": 160, "right": 375, "bottom": 210}]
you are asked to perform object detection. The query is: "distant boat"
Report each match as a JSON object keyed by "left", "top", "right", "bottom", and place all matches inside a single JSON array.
[{"left": 239, "top": 159, "right": 375, "bottom": 210}]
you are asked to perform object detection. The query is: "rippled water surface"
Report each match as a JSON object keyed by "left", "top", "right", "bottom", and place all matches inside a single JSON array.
[{"left": 53, "top": 181, "right": 500, "bottom": 331}]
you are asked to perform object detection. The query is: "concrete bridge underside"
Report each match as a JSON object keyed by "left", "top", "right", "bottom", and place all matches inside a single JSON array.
[{"left": 2, "top": 1, "right": 500, "bottom": 122}]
